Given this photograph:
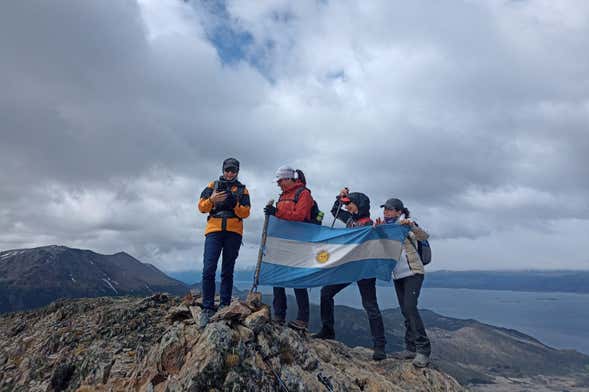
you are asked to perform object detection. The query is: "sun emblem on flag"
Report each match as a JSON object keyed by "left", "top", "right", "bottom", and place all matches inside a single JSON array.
[{"left": 316, "top": 249, "right": 330, "bottom": 264}]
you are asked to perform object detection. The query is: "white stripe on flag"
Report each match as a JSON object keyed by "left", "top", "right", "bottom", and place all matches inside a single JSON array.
[{"left": 263, "top": 236, "right": 403, "bottom": 269}]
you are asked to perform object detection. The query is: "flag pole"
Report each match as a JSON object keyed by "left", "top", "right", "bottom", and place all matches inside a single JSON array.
[{"left": 251, "top": 199, "right": 274, "bottom": 293}]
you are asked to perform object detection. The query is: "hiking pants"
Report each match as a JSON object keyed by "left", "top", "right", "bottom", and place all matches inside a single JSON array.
[
  {"left": 272, "top": 287, "right": 309, "bottom": 323},
  {"left": 394, "top": 273, "right": 431, "bottom": 356},
  {"left": 320, "top": 278, "right": 386, "bottom": 348},
  {"left": 201, "top": 231, "right": 242, "bottom": 310}
]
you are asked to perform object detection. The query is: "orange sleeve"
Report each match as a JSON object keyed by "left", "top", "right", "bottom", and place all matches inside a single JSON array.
[
  {"left": 234, "top": 187, "right": 251, "bottom": 219},
  {"left": 198, "top": 182, "right": 215, "bottom": 213}
]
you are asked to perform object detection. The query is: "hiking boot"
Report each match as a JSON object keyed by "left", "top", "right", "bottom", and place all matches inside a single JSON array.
[
  {"left": 272, "top": 316, "right": 285, "bottom": 326},
  {"left": 287, "top": 319, "right": 308, "bottom": 331},
  {"left": 199, "top": 308, "right": 215, "bottom": 329},
  {"left": 311, "top": 327, "right": 335, "bottom": 340},
  {"left": 372, "top": 346, "right": 386, "bottom": 361},
  {"left": 391, "top": 350, "right": 416, "bottom": 360},
  {"left": 412, "top": 353, "right": 430, "bottom": 368}
]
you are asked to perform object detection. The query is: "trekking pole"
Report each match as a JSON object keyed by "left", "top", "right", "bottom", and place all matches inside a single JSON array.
[
  {"left": 262, "top": 355, "right": 290, "bottom": 392},
  {"left": 330, "top": 202, "right": 341, "bottom": 228},
  {"left": 251, "top": 199, "right": 274, "bottom": 293},
  {"left": 317, "top": 373, "right": 334, "bottom": 392},
  {"left": 255, "top": 345, "right": 290, "bottom": 392},
  {"left": 330, "top": 187, "right": 348, "bottom": 228}
]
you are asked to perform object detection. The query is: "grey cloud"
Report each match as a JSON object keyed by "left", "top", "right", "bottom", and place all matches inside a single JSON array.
[{"left": 1, "top": 1, "right": 588, "bottom": 271}]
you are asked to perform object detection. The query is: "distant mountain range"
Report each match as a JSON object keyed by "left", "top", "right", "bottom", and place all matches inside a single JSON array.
[
  {"left": 0, "top": 245, "right": 188, "bottom": 313},
  {"left": 168, "top": 268, "right": 589, "bottom": 294},
  {"left": 269, "top": 293, "right": 589, "bottom": 389},
  {"left": 423, "top": 270, "right": 589, "bottom": 293}
]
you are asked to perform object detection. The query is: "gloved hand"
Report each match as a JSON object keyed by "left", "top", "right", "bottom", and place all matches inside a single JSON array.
[{"left": 264, "top": 205, "right": 276, "bottom": 216}]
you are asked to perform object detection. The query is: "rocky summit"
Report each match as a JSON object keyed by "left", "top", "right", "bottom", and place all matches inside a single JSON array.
[{"left": 0, "top": 293, "right": 463, "bottom": 392}]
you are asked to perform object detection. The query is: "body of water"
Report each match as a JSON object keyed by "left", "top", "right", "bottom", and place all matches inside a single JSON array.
[{"left": 235, "top": 281, "right": 589, "bottom": 355}]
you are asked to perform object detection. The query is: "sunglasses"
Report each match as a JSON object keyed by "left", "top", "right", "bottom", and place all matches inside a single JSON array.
[{"left": 224, "top": 167, "right": 238, "bottom": 173}]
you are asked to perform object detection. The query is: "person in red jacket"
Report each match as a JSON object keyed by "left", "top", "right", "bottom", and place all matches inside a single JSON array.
[{"left": 264, "top": 165, "right": 313, "bottom": 330}]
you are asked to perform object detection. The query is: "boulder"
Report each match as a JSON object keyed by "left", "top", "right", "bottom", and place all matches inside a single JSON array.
[
  {"left": 243, "top": 306, "right": 270, "bottom": 333},
  {"left": 209, "top": 301, "right": 252, "bottom": 322}
]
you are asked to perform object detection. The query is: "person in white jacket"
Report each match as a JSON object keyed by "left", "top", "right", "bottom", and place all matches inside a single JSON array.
[{"left": 375, "top": 197, "right": 431, "bottom": 368}]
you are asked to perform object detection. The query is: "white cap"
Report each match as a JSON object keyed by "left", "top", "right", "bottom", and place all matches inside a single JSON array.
[{"left": 275, "top": 165, "right": 295, "bottom": 180}]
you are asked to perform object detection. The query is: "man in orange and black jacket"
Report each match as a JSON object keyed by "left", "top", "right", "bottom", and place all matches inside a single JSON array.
[{"left": 197, "top": 157, "right": 250, "bottom": 328}]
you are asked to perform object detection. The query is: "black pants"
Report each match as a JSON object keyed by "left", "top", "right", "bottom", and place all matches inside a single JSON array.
[
  {"left": 394, "top": 274, "right": 431, "bottom": 356},
  {"left": 272, "top": 287, "right": 309, "bottom": 323},
  {"left": 320, "top": 278, "right": 386, "bottom": 348}
]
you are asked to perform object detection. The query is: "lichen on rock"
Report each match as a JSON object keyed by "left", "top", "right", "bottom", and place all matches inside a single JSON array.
[{"left": 0, "top": 295, "right": 464, "bottom": 392}]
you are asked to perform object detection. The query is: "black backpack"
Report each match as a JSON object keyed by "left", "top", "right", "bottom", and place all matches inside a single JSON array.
[
  {"left": 407, "top": 221, "right": 432, "bottom": 265},
  {"left": 293, "top": 187, "right": 324, "bottom": 225}
]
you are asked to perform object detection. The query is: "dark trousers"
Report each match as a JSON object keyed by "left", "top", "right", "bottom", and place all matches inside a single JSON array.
[
  {"left": 320, "top": 278, "right": 386, "bottom": 348},
  {"left": 272, "top": 287, "right": 309, "bottom": 323},
  {"left": 394, "top": 274, "right": 431, "bottom": 356},
  {"left": 202, "top": 231, "right": 242, "bottom": 310}
]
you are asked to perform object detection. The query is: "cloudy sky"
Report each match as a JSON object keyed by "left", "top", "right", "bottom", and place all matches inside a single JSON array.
[{"left": 1, "top": 0, "right": 588, "bottom": 272}]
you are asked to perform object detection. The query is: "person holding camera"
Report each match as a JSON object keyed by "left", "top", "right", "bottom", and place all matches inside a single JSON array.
[
  {"left": 264, "top": 165, "right": 314, "bottom": 331},
  {"left": 312, "top": 188, "right": 387, "bottom": 361},
  {"left": 375, "top": 197, "right": 431, "bottom": 367},
  {"left": 197, "top": 157, "right": 251, "bottom": 328}
]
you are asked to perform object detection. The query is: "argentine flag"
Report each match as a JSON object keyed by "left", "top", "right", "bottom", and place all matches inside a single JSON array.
[{"left": 258, "top": 216, "right": 410, "bottom": 288}]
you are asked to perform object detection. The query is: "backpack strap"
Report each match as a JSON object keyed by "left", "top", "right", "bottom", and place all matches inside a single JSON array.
[
  {"left": 234, "top": 184, "right": 245, "bottom": 202},
  {"left": 404, "top": 230, "right": 421, "bottom": 262},
  {"left": 293, "top": 186, "right": 308, "bottom": 203}
]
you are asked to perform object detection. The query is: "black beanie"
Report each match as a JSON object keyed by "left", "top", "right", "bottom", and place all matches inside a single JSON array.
[
  {"left": 222, "top": 157, "right": 240, "bottom": 172},
  {"left": 348, "top": 192, "right": 371, "bottom": 218}
]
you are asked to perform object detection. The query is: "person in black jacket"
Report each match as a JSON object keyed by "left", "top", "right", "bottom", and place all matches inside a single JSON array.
[{"left": 312, "top": 188, "right": 387, "bottom": 361}]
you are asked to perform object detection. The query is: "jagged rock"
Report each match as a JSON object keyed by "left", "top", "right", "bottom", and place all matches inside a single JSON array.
[
  {"left": 181, "top": 291, "right": 201, "bottom": 307},
  {"left": 188, "top": 305, "right": 201, "bottom": 322},
  {"left": 246, "top": 291, "right": 263, "bottom": 309},
  {"left": 0, "top": 295, "right": 464, "bottom": 392},
  {"left": 209, "top": 300, "right": 252, "bottom": 322},
  {"left": 244, "top": 306, "right": 270, "bottom": 333},
  {"left": 50, "top": 362, "right": 75, "bottom": 391},
  {"left": 174, "top": 322, "right": 235, "bottom": 390},
  {"left": 143, "top": 293, "right": 169, "bottom": 304},
  {"left": 155, "top": 323, "right": 187, "bottom": 374},
  {"left": 235, "top": 324, "right": 254, "bottom": 343},
  {"left": 166, "top": 305, "right": 191, "bottom": 322}
]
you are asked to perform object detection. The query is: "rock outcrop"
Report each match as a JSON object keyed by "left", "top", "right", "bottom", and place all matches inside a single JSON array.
[{"left": 0, "top": 293, "right": 463, "bottom": 391}]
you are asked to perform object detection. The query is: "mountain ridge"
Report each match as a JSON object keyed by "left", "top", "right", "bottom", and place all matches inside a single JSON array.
[{"left": 0, "top": 245, "right": 188, "bottom": 313}]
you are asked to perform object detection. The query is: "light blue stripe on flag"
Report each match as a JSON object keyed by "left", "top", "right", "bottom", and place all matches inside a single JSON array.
[{"left": 258, "top": 216, "right": 409, "bottom": 288}]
